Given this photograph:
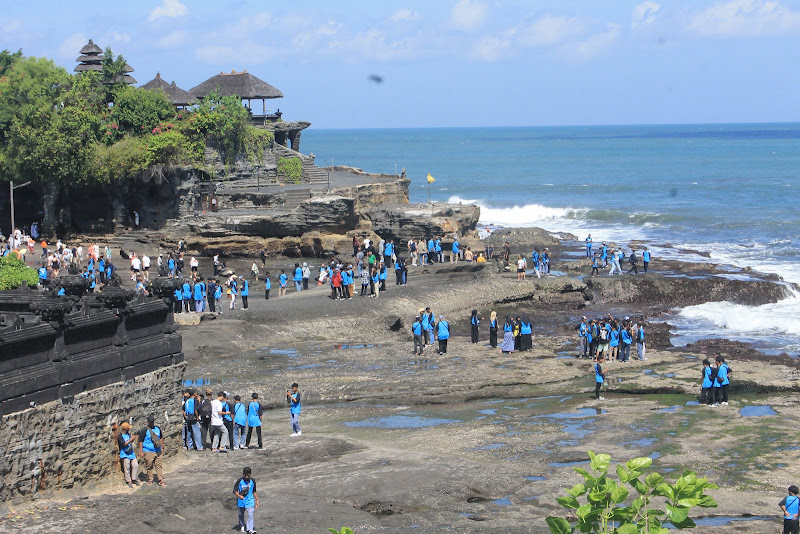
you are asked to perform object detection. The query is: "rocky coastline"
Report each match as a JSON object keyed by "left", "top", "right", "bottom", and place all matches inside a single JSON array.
[{"left": 3, "top": 219, "right": 799, "bottom": 533}]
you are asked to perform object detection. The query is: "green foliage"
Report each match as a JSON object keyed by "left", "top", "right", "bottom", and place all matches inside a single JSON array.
[
  {"left": 0, "top": 48, "right": 23, "bottom": 76},
  {"left": 0, "top": 254, "right": 39, "bottom": 291},
  {"left": 328, "top": 528, "right": 354, "bottom": 534},
  {"left": 547, "top": 450, "right": 718, "bottom": 533},
  {"left": 101, "top": 46, "right": 128, "bottom": 96},
  {"left": 110, "top": 85, "right": 175, "bottom": 137},
  {"left": 242, "top": 126, "right": 273, "bottom": 167},
  {"left": 277, "top": 156, "right": 302, "bottom": 184}
]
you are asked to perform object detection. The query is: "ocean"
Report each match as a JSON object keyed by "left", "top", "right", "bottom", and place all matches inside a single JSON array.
[{"left": 303, "top": 124, "right": 800, "bottom": 355}]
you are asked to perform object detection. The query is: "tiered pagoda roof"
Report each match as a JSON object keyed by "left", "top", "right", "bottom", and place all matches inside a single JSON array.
[
  {"left": 75, "top": 39, "right": 136, "bottom": 85},
  {"left": 141, "top": 72, "right": 197, "bottom": 106}
]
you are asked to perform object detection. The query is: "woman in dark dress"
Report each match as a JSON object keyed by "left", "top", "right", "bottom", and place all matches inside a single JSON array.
[
  {"left": 489, "top": 311, "right": 498, "bottom": 348},
  {"left": 470, "top": 309, "right": 480, "bottom": 343},
  {"left": 520, "top": 313, "right": 533, "bottom": 351},
  {"left": 513, "top": 315, "right": 522, "bottom": 351}
]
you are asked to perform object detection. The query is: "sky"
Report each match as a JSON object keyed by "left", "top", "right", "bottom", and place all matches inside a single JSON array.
[{"left": 2, "top": 0, "right": 800, "bottom": 129}]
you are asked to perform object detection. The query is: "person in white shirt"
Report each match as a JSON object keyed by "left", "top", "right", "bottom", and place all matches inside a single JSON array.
[
  {"left": 190, "top": 256, "right": 199, "bottom": 275},
  {"left": 131, "top": 255, "right": 141, "bottom": 280},
  {"left": 142, "top": 255, "right": 151, "bottom": 279},
  {"left": 517, "top": 255, "right": 527, "bottom": 280},
  {"left": 210, "top": 392, "right": 230, "bottom": 452}
]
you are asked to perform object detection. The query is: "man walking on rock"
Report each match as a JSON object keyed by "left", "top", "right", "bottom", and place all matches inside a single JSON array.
[{"left": 139, "top": 415, "right": 166, "bottom": 486}]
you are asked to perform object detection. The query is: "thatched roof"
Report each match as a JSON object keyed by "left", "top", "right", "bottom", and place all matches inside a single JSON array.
[
  {"left": 189, "top": 69, "right": 283, "bottom": 100},
  {"left": 76, "top": 55, "right": 102, "bottom": 64},
  {"left": 74, "top": 63, "right": 102, "bottom": 72},
  {"left": 141, "top": 73, "right": 198, "bottom": 106},
  {"left": 79, "top": 39, "right": 103, "bottom": 56}
]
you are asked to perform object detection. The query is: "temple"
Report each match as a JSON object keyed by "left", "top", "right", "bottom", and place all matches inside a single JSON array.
[
  {"left": 74, "top": 39, "right": 136, "bottom": 85},
  {"left": 140, "top": 72, "right": 197, "bottom": 107}
]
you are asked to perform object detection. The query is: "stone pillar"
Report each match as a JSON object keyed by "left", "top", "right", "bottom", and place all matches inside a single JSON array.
[{"left": 288, "top": 130, "right": 302, "bottom": 152}]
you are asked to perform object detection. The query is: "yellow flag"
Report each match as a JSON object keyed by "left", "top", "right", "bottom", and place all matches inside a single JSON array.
[{"left": 427, "top": 173, "right": 435, "bottom": 184}]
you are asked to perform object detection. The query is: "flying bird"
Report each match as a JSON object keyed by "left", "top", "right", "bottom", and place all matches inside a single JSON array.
[{"left": 368, "top": 74, "right": 384, "bottom": 84}]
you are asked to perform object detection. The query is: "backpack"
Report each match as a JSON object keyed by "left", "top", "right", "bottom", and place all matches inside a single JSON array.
[
  {"left": 200, "top": 399, "right": 213, "bottom": 419},
  {"left": 599, "top": 328, "right": 609, "bottom": 341}
]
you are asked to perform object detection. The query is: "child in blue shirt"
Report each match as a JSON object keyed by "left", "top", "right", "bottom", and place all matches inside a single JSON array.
[
  {"left": 233, "top": 466, "right": 259, "bottom": 534},
  {"left": 287, "top": 383, "right": 302, "bottom": 436}
]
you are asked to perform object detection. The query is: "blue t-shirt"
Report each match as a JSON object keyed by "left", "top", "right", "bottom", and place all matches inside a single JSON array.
[
  {"left": 182, "top": 283, "right": 191, "bottom": 299},
  {"left": 621, "top": 329, "right": 632, "bottom": 346},
  {"left": 412, "top": 321, "right": 422, "bottom": 335},
  {"left": 247, "top": 401, "right": 262, "bottom": 427},
  {"left": 139, "top": 426, "right": 162, "bottom": 453},
  {"left": 437, "top": 320, "right": 450, "bottom": 340},
  {"left": 595, "top": 363, "right": 604, "bottom": 383},
  {"left": 241, "top": 280, "right": 249, "bottom": 296},
  {"left": 385, "top": 243, "right": 394, "bottom": 257},
  {"left": 265, "top": 277, "right": 271, "bottom": 290},
  {"left": 235, "top": 478, "right": 256, "bottom": 509},
  {"left": 784, "top": 495, "right": 799, "bottom": 519},
  {"left": 233, "top": 402, "right": 247, "bottom": 425},
  {"left": 520, "top": 321, "right": 532, "bottom": 335},
  {"left": 118, "top": 432, "right": 135, "bottom": 459},
  {"left": 715, "top": 363, "right": 729, "bottom": 387},
  {"left": 702, "top": 366, "right": 713, "bottom": 388},
  {"left": 289, "top": 391, "right": 301, "bottom": 415},
  {"left": 185, "top": 398, "right": 195, "bottom": 415},
  {"left": 222, "top": 401, "right": 232, "bottom": 422},
  {"left": 279, "top": 273, "right": 288, "bottom": 287},
  {"left": 643, "top": 251, "right": 651, "bottom": 262},
  {"left": 193, "top": 282, "right": 205, "bottom": 301}
]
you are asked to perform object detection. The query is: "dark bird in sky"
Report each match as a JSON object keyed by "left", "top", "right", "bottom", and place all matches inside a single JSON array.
[{"left": 368, "top": 74, "right": 384, "bottom": 84}]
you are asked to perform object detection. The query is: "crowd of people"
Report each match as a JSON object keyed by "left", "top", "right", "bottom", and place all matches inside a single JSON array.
[
  {"left": 577, "top": 315, "right": 647, "bottom": 363},
  {"left": 586, "top": 234, "right": 652, "bottom": 276},
  {"left": 179, "top": 385, "right": 302, "bottom": 455}
]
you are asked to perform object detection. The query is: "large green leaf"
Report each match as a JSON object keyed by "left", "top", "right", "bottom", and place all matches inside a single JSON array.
[
  {"left": 645, "top": 472, "right": 664, "bottom": 488},
  {"left": 626, "top": 457, "right": 652, "bottom": 471},
  {"left": 615, "top": 524, "right": 639, "bottom": 534},
  {"left": 611, "top": 485, "right": 630, "bottom": 504},
  {"left": 591, "top": 453, "right": 611, "bottom": 472},
  {"left": 557, "top": 495, "right": 580, "bottom": 509},
  {"left": 567, "top": 483, "right": 587, "bottom": 497},
  {"left": 666, "top": 504, "right": 689, "bottom": 524},
  {"left": 545, "top": 516, "right": 572, "bottom": 534}
]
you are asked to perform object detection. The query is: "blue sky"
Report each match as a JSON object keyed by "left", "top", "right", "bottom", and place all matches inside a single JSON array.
[{"left": 2, "top": 0, "right": 800, "bottom": 128}]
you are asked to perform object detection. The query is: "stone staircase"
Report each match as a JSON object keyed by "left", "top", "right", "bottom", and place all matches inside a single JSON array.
[{"left": 282, "top": 188, "right": 313, "bottom": 209}]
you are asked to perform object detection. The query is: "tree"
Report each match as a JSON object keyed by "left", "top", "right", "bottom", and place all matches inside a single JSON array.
[
  {"left": 0, "top": 48, "right": 23, "bottom": 76},
  {"left": 0, "top": 56, "right": 99, "bottom": 234},
  {"left": 101, "top": 46, "right": 129, "bottom": 98},
  {"left": 110, "top": 85, "right": 175, "bottom": 136}
]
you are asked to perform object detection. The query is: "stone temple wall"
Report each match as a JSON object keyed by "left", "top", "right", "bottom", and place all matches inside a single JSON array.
[{"left": 0, "top": 362, "right": 186, "bottom": 502}]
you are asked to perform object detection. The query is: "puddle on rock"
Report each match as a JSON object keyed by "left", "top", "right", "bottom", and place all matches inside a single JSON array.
[
  {"left": 335, "top": 344, "right": 376, "bottom": 349},
  {"left": 524, "top": 476, "right": 547, "bottom": 481},
  {"left": 344, "top": 413, "right": 462, "bottom": 429},
  {"left": 549, "top": 460, "right": 589, "bottom": 467},
  {"left": 739, "top": 405, "right": 777, "bottom": 417},
  {"left": 492, "top": 496, "right": 513, "bottom": 506}
]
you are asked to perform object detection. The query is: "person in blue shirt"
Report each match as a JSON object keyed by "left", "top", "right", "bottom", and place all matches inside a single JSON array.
[
  {"left": 601, "top": 243, "right": 608, "bottom": 267},
  {"left": 38, "top": 264, "right": 48, "bottom": 286},
  {"left": 193, "top": 277, "right": 206, "bottom": 313},
  {"left": 264, "top": 272, "right": 271, "bottom": 300},
  {"left": 222, "top": 392, "right": 234, "bottom": 450},
  {"left": 167, "top": 256, "right": 175, "bottom": 277},
  {"left": 182, "top": 280, "right": 191, "bottom": 313},
  {"left": 451, "top": 238, "right": 460, "bottom": 264},
  {"left": 174, "top": 287, "right": 183, "bottom": 314},
  {"left": 427, "top": 238, "right": 435, "bottom": 263},
  {"left": 384, "top": 241, "right": 395, "bottom": 267},
  {"left": 519, "top": 314, "right": 532, "bottom": 351},
  {"left": 233, "top": 467, "right": 259, "bottom": 534},
  {"left": 779, "top": 485, "right": 799, "bottom": 534},
  {"left": 577, "top": 317, "right": 588, "bottom": 357},
  {"left": 585, "top": 234, "right": 592, "bottom": 257},
  {"left": 293, "top": 263, "right": 303, "bottom": 292},
  {"left": 240, "top": 278, "right": 249, "bottom": 309},
  {"left": 138, "top": 415, "right": 166, "bottom": 486},
  {"left": 712, "top": 354, "right": 731, "bottom": 406},
  {"left": 609, "top": 322, "right": 620, "bottom": 362},
  {"left": 117, "top": 422, "right": 138, "bottom": 488},
  {"left": 229, "top": 275, "right": 238, "bottom": 310},
  {"left": 701, "top": 359, "right": 715, "bottom": 405},
  {"left": 591, "top": 253, "right": 599, "bottom": 276},
  {"left": 500, "top": 316, "right": 515, "bottom": 353},
  {"left": 184, "top": 392, "right": 203, "bottom": 450},
  {"left": 246, "top": 393, "right": 263, "bottom": 450},
  {"left": 279, "top": 269, "right": 288, "bottom": 297},
  {"left": 378, "top": 261, "right": 387, "bottom": 292},
  {"left": 642, "top": 247, "right": 651, "bottom": 273},
  {"left": 620, "top": 326, "right": 632, "bottom": 362},
  {"left": 470, "top": 309, "right": 480, "bottom": 343},
  {"left": 595, "top": 354, "right": 606, "bottom": 400},
  {"left": 232, "top": 395, "right": 248, "bottom": 450},
  {"left": 636, "top": 321, "right": 646, "bottom": 361},
  {"left": 412, "top": 315, "right": 425, "bottom": 355},
  {"left": 434, "top": 238, "right": 443, "bottom": 263},
  {"left": 435, "top": 314, "right": 450, "bottom": 354},
  {"left": 214, "top": 282, "right": 223, "bottom": 313},
  {"left": 287, "top": 383, "right": 302, "bottom": 436}
]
